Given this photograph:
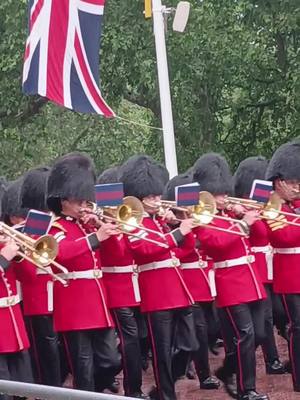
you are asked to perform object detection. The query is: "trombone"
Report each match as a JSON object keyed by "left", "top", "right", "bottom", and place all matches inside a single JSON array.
[
  {"left": 86, "top": 197, "right": 169, "bottom": 248},
  {"left": 0, "top": 222, "right": 68, "bottom": 285},
  {"left": 159, "top": 192, "right": 247, "bottom": 236},
  {"left": 225, "top": 193, "right": 300, "bottom": 227}
]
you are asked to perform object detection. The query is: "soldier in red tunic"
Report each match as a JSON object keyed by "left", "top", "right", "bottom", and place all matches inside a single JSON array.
[
  {"left": 265, "top": 139, "right": 300, "bottom": 391},
  {"left": 0, "top": 181, "right": 33, "bottom": 397},
  {"left": 233, "top": 156, "right": 285, "bottom": 374},
  {"left": 118, "top": 155, "right": 198, "bottom": 400},
  {"left": 163, "top": 172, "right": 220, "bottom": 390},
  {"left": 97, "top": 166, "right": 148, "bottom": 399},
  {"left": 16, "top": 166, "right": 63, "bottom": 386},
  {"left": 46, "top": 152, "right": 121, "bottom": 392},
  {"left": 192, "top": 153, "right": 269, "bottom": 400}
]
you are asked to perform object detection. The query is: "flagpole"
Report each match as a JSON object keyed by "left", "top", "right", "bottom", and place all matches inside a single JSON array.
[{"left": 152, "top": 0, "right": 178, "bottom": 178}]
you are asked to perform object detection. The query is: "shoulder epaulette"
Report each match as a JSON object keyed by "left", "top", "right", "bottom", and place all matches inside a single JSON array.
[{"left": 51, "top": 220, "right": 67, "bottom": 232}]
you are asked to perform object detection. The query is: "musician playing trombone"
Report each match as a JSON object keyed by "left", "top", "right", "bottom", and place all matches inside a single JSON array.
[
  {"left": 192, "top": 153, "right": 268, "bottom": 400},
  {"left": 119, "top": 155, "right": 198, "bottom": 400},
  {"left": 265, "top": 139, "right": 300, "bottom": 392},
  {"left": 0, "top": 182, "right": 33, "bottom": 394},
  {"left": 46, "top": 152, "right": 121, "bottom": 392}
]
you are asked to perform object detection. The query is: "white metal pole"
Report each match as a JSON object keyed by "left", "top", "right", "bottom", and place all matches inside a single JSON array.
[{"left": 152, "top": 0, "right": 178, "bottom": 178}]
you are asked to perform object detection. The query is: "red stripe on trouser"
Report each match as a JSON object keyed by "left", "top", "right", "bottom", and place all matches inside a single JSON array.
[
  {"left": 62, "top": 334, "right": 75, "bottom": 389},
  {"left": 113, "top": 310, "right": 129, "bottom": 394},
  {"left": 226, "top": 307, "right": 244, "bottom": 393},
  {"left": 282, "top": 295, "right": 297, "bottom": 384},
  {"left": 147, "top": 314, "right": 163, "bottom": 400},
  {"left": 29, "top": 318, "right": 42, "bottom": 383}
]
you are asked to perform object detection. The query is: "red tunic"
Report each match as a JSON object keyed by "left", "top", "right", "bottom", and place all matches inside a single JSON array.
[
  {"left": 173, "top": 233, "right": 214, "bottom": 302},
  {"left": 127, "top": 215, "right": 193, "bottom": 313},
  {"left": 15, "top": 258, "right": 52, "bottom": 316},
  {"left": 100, "top": 234, "right": 140, "bottom": 309},
  {"left": 267, "top": 203, "right": 300, "bottom": 294},
  {"left": 0, "top": 258, "right": 30, "bottom": 353},
  {"left": 249, "top": 220, "right": 273, "bottom": 284},
  {"left": 194, "top": 217, "right": 266, "bottom": 308},
  {"left": 48, "top": 216, "right": 114, "bottom": 332}
]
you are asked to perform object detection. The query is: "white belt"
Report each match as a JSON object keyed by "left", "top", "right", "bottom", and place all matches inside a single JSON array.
[
  {"left": 181, "top": 261, "right": 208, "bottom": 270},
  {"left": 139, "top": 258, "right": 180, "bottom": 273},
  {"left": 214, "top": 255, "right": 255, "bottom": 269},
  {"left": 102, "top": 266, "right": 135, "bottom": 274},
  {"left": 274, "top": 247, "right": 300, "bottom": 255},
  {"left": 57, "top": 269, "right": 102, "bottom": 280},
  {"left": 0, "top": 294, "right": 20, "bottom": 308},
  {"left": 37, "top": 266, "right": 53, "bottom": 275},
  {"left": 251, "top": 246, "right": 272, "bottom": 254}
]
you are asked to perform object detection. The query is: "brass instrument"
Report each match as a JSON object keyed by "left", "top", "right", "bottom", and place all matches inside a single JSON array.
[
  {"left": 158, "top": 192, "right": 247, "bottom": 236},
  {"left": 225, "top": 193, "right": 300, "bottom": 227},
  {"left": 86, "top": 197, "right": 168, "bottom": 248},
  {"left": 0, "top": 222, "right": 67, "bottom": 285}
]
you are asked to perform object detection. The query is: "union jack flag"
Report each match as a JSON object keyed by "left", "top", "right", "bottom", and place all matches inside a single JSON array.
[{"left": 22, "top": 0, "right": 114, "bottom": 117}]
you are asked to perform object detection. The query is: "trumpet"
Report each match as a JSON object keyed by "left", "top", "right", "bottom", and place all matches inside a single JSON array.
[
  {"left": 0, "top": 222, "right": 67, "bottom": 285},
  {"left": 86, "top": 197, "right": 168, "bottom": 248},
  {"left": 225, "top": 193, "right": 300, "bottom": 227},
  {"left": 158, "top": 193, "right": 247, "bottom": 236}
]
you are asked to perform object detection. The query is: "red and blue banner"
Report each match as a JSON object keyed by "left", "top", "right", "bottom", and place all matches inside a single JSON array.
[
  {"left": 95, "top": 183, "right": 124, "bottom": 207},
  {"left": 24, "top": 210, "right": 53, "bottom": 236},
  {"left": 249, "top": 179, "right": 273, "bottom": 203},
  {"left": 176, "top": 183, "right": 201, "bottom": 206}
]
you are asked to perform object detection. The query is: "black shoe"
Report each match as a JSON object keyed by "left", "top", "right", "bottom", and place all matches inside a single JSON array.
[
  {"left": 215, "top": 367, "right": 237, "bottom": 399},
  {"left": 266, "top": 359, "right": 286, "bottom": 375},
  {"left": 107, "top": 379, "right": 120, "bottom": 394},
  {"left": 200, "top": 376, "right": 220, "bottom": 390},
  {"left": 284, "top": 360, "right": 292, "bottom": 374},
  {"left": 131, "top": 392, "right": 151, "bottom": 399},
  {"left": 148, "top": 386, "right": 159, "bottom": 400},
  {"left": 238, "top": 390, "right": 269, "bottom": 400}
]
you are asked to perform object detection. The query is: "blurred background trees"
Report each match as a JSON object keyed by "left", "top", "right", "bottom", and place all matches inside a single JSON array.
[{"left": 0, "top": 0, "right": 299, "bottom": 178}]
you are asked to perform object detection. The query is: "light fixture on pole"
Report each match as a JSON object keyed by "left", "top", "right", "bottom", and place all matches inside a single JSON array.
[{"left": 149, "top": 1, "right": 190, "bottom": 178}]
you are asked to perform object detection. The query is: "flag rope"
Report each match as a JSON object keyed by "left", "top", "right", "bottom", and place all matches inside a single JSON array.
[{"left": 115, "top": 115, "right": 163, "bottom": 131}]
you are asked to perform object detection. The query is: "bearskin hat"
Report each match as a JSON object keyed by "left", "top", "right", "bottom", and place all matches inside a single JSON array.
[
  {"left": 118, "top": 155, "right": 169, "bottom": 200},
  {"left": 1, "top": 178, "right": 28, "bottom": 225},
  {"left": 97, "top": 166, "right": 119, "bottom": 184},
  {"left": 234, "top": 156, "right": 269, "bottom": 198},
  {"left": 20, "top": 166, "right": 50, "bottom": 211},
  {"left": 162, "top": 171, "right": 193, "bottom": 201},
  {"left": 47, "top": 152, "right": 96, "bottom": 213},
  {"left": 193, "top": 152, "right": 233, "bottom": 195},
  {"left": 266, "top": 139, "right": 300, "bottom": 181}
]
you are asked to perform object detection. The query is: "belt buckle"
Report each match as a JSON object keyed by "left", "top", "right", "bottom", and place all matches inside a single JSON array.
[
  {"left": 6, "top": 297, "right": 14, "bottom": 306},
  {"left": 70, "top": 272, "right": 76, "bottom": 280},
  {"left": 172, "top": 258, "right": 178, "bottom": 267},
  {"left": 224, "top": 261, "right": 229, "bottom": 268},
  {"left": 132, "top": 265, "right": 138, "bottom": 274},
  {"left": 93, "top": 269, "right": 101, "bottom": 278},
  {"left": 247, "top": 255, "right": 252, "bottom": 263},
  {"left": 199, "top": 260, "right": 204, "bottom": 268}
]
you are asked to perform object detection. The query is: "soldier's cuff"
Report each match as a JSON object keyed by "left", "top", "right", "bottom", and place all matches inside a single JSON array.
[
  {"left": 87, "top": 233, "right": 100, "bottom": 250},
  {"left": 239, "top": 220, "right": 250, "bottom": 236},
  {"left": 0, "top": 255, "right": 10, "bottom": 270},
  {"left": 170, "top": 228, "right": 185, "bottom": 245}
]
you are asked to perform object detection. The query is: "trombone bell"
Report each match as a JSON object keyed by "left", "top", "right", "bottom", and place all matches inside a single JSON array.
[{"left": 31, "top": 235, "right": 58, "bottom": 267}]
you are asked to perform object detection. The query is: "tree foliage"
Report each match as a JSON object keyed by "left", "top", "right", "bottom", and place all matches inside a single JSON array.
[{"left": 0, "top": 0, "right": 299, "bottom": 179}]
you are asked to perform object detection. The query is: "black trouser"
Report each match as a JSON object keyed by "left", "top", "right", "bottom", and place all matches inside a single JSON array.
[
  {"left": 63, "top": 328, "right": 121, "bottom": 391},
  {"left": 112, "top": 307, "right": 143, "bottom": 396},
  {"left": 27, "top": 315, "right": 62, "bottom": 386},
  {"left": 191, "top": 302, "right": 212, "bottom": 382},
  {"left": 147, "top": 307, "right": 198, "bottom": 400},
  {"left": 0, "top": 350, "right": 33, "bottom": 400},
  {"left": 261, "top": 284, "right": 279, "bottom": 363},
  {"left": 272, "top": 291, "right": 289, "bottom": 340},
  {"left": 218, "top": 300, "right": 265, "bottom": 395},
  {"left": 282, "top": 294, "right": 300, "bottom": 390}
]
